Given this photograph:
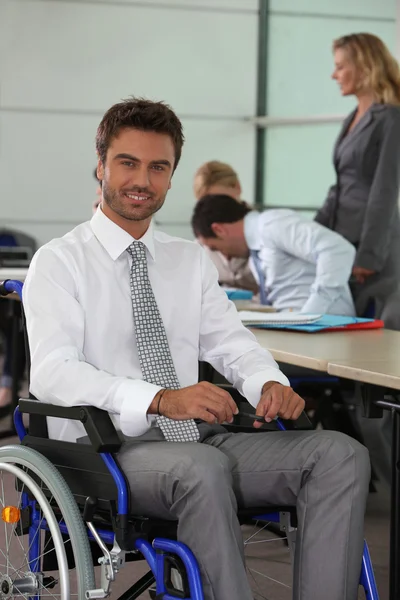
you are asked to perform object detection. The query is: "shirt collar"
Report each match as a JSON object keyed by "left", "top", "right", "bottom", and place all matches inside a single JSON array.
[
  {"left": 244, "top": 211, "right": 262, "bottom": 251},
  {"left": 90, "top": 207, "right": 156, "bottom": 261}
]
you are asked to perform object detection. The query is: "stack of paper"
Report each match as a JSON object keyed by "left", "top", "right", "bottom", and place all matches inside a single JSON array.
[{"left": 238, "top": 312, "right": 321, "bottom": 326}]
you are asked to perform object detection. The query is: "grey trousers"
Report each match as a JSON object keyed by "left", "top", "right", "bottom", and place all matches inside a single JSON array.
[{"left": 117, "top": 426, "right": 370, "bottom": 600}]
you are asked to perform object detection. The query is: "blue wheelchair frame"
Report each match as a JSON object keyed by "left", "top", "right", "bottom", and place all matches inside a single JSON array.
[
  {"left": 4, "top": 279, "right": 380, "bottom": 600},
  {"left": 13, "top": 405, "right": 203, "bottom": 600}
]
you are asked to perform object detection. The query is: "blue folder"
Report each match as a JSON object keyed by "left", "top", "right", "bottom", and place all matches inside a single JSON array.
[
  {"left": 247, "top": 314, "right": 380, "bottom": 333},
  {"left": 225, "top": 289, "right": 253, "bottom": 300}
]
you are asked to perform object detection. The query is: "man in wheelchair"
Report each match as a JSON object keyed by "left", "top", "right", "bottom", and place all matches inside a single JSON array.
[{"left": 22, "top": 97, "right": 371, "bottom": 600}]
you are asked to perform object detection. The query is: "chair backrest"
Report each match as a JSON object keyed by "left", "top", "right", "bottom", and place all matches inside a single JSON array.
[
  {"left": 0, "top": 228, "right": 37, "bottom": 253},
  {"left": 0, "top": 228, "right": 36, "bottom": 268},
  {"left": 0, "top": 233, "right": 18, "bottom": 247},
  {"left": 19, "top": 304, "right": 50, "bottom": 438}
]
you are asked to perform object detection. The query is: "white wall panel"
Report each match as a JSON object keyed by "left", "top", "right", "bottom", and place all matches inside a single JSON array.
[
  {"left": 0, "top": 111, "right": 100, "bottom": 223},
  {"left": 0, "top": 0, "right": 257, "bottom": 117},
  {"left": 264, "top": 123, "right": 340, "bottom": 209},
  {"left": 270, "top": 0, "right": 395, "bottom": 20}
]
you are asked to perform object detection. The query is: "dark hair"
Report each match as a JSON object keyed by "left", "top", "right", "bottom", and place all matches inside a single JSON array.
[
  {"left": 191, "top": 194, "right": 251, "bottom": 238},
  {"left": 96, "top": 97, "right": 184, "bottom": 170}
]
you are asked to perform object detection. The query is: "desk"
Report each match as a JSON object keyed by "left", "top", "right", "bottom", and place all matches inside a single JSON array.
[
  {"left": 328, "top": 358, "right": 400, "bottom": 390},
  {"left": 253, "top": 327, "right": 400, "bottom": 600},
  {"left": 253, "top": 328, "right": 399, "bottom": 371},
  {"left": 327, "top": 357, "right": 400, "bottom": 599}
]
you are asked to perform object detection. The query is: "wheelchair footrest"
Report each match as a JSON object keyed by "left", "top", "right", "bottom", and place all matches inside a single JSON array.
[{"left": 135, "top": 538, "right": 204, "bottom": 600}]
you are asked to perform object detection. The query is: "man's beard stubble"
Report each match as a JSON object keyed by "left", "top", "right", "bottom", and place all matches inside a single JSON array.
[{"left": 102, "top": 181, "right": 166, "bottom": 222}]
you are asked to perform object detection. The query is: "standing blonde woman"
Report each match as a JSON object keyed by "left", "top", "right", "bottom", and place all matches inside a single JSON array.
[
  {"left": 315, "top": 33, "right": 400, "bottom": 310},
  {"left": 193, "top": 161, "right": 258, "bottom": 294}
]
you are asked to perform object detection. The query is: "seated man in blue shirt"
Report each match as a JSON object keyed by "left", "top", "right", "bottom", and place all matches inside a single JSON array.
[{"left": 192, "top": 194, "right": 356, "bottom": 315}]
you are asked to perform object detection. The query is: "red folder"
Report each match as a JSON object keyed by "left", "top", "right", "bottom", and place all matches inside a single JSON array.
[{"left": 327, "top": 319, "right": 384, "bottom": 332}]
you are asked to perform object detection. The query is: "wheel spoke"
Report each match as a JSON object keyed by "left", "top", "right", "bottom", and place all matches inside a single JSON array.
[
  {"left": 246, "top": 537, "right": 288, "bottom": 545},
  {"left": 244, "top": 522, "right": 270, "bottom": 544},
  {"left": 0, "top": 453, "right": 96, "bottom": 598},
  {"left": 244, "top": 523, "right": 292, "bottom": 598},
  {"left": 0, "top": 472, "right": 11, "bottom": 576},
  {"left": 248, "top": 567, "right": 292, "bottom": 589},
  {"left": 8, "top": 483, "right": 31, "bottom": 574},
  {"left": 246, "top": 565, "right": 269, "bottom": 600}
]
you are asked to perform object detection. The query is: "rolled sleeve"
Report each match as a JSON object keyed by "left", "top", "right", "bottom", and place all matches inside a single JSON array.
[
  {"left": 115, "top": 380, "right": 162, "bottom": 438},
  {"left": 242, "top": 369, "right": 290, "bottom": 408}
]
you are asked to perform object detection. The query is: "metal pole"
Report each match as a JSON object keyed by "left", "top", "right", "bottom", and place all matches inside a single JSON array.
[
  {"left": 254, "top": 0, "right": 269, "bottom": 208},
  {"left": 396, "top": 0, "right": 400, "bottom": 61},
  {"left": 390, "top": 408, "right": 400, "bottom": 599}
]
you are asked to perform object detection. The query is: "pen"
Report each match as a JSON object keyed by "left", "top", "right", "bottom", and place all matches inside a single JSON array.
[
  {"left": 237, "top": 411, "right": 266, "bottom": 422},
  {"left": 237, "top": 412, "right": 286, "bottom": 431}
]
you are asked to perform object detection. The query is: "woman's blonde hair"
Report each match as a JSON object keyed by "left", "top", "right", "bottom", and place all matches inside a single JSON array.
[
  {"left": 333, "top": 33, "right": 400, "bottom": 105},
  {"left": 193, "top": 161, "right": 239, "bottom": 198}
]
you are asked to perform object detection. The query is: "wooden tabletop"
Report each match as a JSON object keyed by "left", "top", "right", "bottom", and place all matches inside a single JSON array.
[
  {"left": 233, "top": 300, "right": 276, "bottom": 313},
  {"left": 252, "top": 327, "right": 400, "bottom": 374},
  {"left": 328, "top": 358, "right": 400, "bottom": 390}
]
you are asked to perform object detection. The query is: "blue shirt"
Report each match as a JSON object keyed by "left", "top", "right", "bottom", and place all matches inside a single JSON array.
[{"left": 244, "top": 210, "right": 356, "bottom": 315}]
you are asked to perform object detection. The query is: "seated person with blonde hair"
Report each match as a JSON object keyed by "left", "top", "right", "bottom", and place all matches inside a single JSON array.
[{"left": 193, "top": 161, "right": 258, "bottom": 294}]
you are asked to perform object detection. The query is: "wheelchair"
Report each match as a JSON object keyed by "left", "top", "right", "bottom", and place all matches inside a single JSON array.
[{"left": 0, "top": 279, "right": 380, "bottom": 599}]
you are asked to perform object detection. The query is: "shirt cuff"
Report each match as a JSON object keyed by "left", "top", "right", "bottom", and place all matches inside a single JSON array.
[
  {"left": 114, "top": 379, "right": 162, "bottom": 438},
  {"left": 242, "top": 368, "right": 290, "bottom": 409}
]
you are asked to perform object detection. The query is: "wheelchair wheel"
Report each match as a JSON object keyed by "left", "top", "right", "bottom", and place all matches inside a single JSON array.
[
  {"left": 243, "top": 518, "right": 293, "bottom": 599},
  {"left": 0, "top": 444, "right": 95, "bottom": 599}
]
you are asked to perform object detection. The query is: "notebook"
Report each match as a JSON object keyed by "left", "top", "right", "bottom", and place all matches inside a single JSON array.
[{"left": 239, "top": 311, "right": 322, "bottom": 326}]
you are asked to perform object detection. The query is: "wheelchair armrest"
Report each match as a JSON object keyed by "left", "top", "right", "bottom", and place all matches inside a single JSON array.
[{"left": 18, "top": 399, "right": 122, "bottom": 453}]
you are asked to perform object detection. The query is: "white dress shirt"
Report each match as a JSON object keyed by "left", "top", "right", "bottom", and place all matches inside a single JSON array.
[
  {"left": 23, "top": 208, "right": 289, "bottom": 443},
  {"left": 244, "top": 210, "right": 356, "bottom": 315}
]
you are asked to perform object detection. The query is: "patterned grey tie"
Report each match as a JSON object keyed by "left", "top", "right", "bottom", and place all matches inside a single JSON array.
[{"left": 127, "top": 241, "right": 200, "bottom": 442}]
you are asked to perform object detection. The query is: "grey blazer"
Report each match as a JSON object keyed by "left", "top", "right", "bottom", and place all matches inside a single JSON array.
[{"left": 315, "top": 103, "right": 400, "bottom": 280}]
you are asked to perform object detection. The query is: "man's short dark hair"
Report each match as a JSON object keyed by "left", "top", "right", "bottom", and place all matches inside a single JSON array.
[
  {"left": 191, "top": 194, "right": 251, "bottom": 238},
  {"left": 96, "top": 97, "right": 184, "bottom": 171}
]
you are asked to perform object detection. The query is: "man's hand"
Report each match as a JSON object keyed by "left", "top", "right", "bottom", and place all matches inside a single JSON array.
[
  {"left": 352, "top": 266, "right": 375, "bottom": 284},
  {"left": 253, "top": 381, "right": 305, "bottom": 429},
  {"left": 148, "top": 382, "right": 239, "bottom": 425}
]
